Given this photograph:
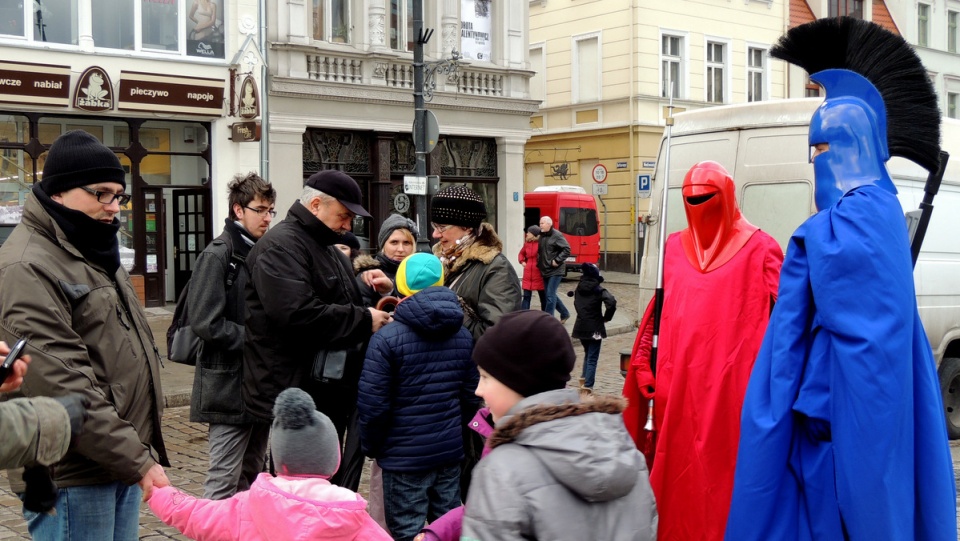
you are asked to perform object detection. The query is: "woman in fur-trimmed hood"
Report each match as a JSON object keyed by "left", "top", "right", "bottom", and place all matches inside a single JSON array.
[
  {"left": 429, "top": 186, "right": 521, "bottom": 341},
  {"left": 353, "top": 213, "right": 418, "bottom": 308}
]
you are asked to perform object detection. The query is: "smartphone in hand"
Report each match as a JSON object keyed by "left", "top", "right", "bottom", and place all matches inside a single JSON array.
[{"left": 0, "top": 337, "right": 28, "bottom": 384}]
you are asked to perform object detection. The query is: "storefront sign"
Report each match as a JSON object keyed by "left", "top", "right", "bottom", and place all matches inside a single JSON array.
[
  {"left": 237, "top": 75, "right": 260, "bottom": 119},
  {"left": 230, "top": 121, "right": 261, "bottom": 142},
  {"left": 73, "top": 66, "right": 114, "bottom": 112},
  {"left": 118, "top": 71, "right": 225, "bottom": 116},
  {"left": 0, "top": 61, "right": 71, "bottom": 107}
]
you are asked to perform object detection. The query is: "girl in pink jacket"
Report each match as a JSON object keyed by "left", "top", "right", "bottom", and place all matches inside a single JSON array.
[{"left": 149, "top": 388, "right": 391, "bottom": 541}]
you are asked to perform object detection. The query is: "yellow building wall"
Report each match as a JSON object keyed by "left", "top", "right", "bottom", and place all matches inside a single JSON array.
[{"left": 524, "top": 125, "right": 663, "bottom": 272}]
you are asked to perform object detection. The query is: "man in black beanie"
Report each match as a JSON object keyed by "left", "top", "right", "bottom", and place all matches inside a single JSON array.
[
  {"left": 462, "top": 310, "right": 658, "bottom": 541},
  {"left": 0, "top": 130, "right": 170, "bottom": 539}
]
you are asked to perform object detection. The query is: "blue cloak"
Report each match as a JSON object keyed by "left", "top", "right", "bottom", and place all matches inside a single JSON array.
[{"left": 725, "top": 185, "right": 957, "bottom": 540}]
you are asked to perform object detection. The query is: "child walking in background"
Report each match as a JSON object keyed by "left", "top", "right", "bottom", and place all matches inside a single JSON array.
[
  {"left": 518, "top": 225, "right": 545, "bottom": 309},
  {"left": 357, "top": 252, "right": 479, "bottom": 541},
  {"left": 148, "top": 388, "right": 391, "bottom": 541},
  {"left": 567, "top": 262, "right": 617, "bottom": 392},
  {"left": 460, "top": 310, "right": 657, "bottom": 540}
]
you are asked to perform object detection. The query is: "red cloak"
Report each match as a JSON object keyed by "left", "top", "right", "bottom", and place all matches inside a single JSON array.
[{"left": 623, "top": 230, "right": 782, "bottom": 540}]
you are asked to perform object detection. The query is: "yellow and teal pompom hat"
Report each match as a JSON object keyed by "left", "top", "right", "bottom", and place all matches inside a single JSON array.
[{"left": 396, "top": 253, "right": 445, "bottom": 297}]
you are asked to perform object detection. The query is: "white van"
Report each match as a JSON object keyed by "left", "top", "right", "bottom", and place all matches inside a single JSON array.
[{"left": 640, "top": 98, "right": 960, "bottom": 437}]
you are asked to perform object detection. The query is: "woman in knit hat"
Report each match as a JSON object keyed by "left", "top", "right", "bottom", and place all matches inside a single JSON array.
[
  {"left": 354, "top": 213, "right": 418, "bottom": 307},
  {"left": 429, "top": 185, "right": 521, "bottom": 499},
  {"left": 429, "top": 185, "right": 520, "bottom": 340},
  {"left": 148, "top": 388, "right": 391, "bottom": 541}
]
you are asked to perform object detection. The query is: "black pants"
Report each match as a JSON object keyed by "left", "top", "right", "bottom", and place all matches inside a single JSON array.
[{"left": 304, "top": 382, "right": 364, "bottom": 491}]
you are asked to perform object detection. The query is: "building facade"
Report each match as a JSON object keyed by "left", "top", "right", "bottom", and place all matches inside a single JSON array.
[
  {"left": 526, "top": 0, "right": 788, "bottom": 272},
  {"left": 0, "top": 0, "right": 267, "bottom": 307},
  {"left": 265, "top": 0, "right": 536, "bottom": 263}
]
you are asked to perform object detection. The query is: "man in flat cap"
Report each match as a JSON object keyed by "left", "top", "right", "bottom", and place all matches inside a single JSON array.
[
  {"left": 241, "top": 170, "right": 393, "bottom": 488},
  {"left": 0, "top": 130, "right": 170, "bottom": 539}
]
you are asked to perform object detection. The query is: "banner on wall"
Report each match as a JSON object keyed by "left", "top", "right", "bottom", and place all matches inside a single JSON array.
[{"left": 460, "top": 0, "right": 492, "bottom": 61}]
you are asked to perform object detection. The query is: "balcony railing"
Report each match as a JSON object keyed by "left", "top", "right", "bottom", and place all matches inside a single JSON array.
[{"left": 299, "top": 48, "right": 509, "bottom": 99}]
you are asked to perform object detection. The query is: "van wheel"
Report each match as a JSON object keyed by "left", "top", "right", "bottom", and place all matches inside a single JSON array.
[{"left": 938, "top": 357, "right": 960, "bottom": 440}]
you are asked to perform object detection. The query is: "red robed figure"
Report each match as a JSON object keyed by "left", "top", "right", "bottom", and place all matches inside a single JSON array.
[{"left": 623, "top": 161, "right": 782, "bottom": 540}]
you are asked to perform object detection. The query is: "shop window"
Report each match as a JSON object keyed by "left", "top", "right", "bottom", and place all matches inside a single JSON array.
[
  {"left": 2, "top": 1, "right": 222, "bottom": 58},
  {"left": 143, "top": 0, "right": 179, "bottom": 52},
  {"left": 390, "top": 0, "right": 414, "bottom": 51},
  {"left": 313, "top": 0, "right": 351, "bottom": 43},
  {"left": 92, "top": 0, "right": 134, "bottom": 50},
  {"left": 33, "top": 0, "right": 79, "bottom": 44}
]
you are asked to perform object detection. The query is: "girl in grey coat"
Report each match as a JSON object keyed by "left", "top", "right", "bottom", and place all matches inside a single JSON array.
[{"left": 462, "top": 311, "right": 657, "bottom": 541}]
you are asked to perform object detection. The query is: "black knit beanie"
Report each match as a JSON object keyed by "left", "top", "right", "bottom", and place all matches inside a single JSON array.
[
  {"left": 473, "top": 310, "right": 575, "bottom": 397},
  {"left": 40, "top": 130, "right": 126, "bottom": 196},
  {"left": 430, "top": 185, "right": 486, "bottom": 229}
]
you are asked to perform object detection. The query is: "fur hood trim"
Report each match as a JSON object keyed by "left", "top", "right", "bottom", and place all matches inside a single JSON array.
[
  {"left": 488, "top": 395, "right": 626, "bottom": 449},
  {"left": 353, "top": 254, "right": 380, "bottom": 274},
  {"left": 435, "top": 222, "right": 504, "bottom": 275}
]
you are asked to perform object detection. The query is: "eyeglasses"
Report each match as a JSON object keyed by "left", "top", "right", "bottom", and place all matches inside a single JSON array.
[
  {"left": 244, "top": 206, "right": 277, "bottom": 218},
  {"left": 79, "top": 186, "right": 131, "bottom": 206},
  {"left": 431, "top": 223, "right": 453, "bottom": 233}
]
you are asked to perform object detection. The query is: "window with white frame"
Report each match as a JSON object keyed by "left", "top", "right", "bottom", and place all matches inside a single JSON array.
[
  {"left": 919, "top": 3, "right": 930, "bottom": 47},
  {"left": 949, "top": 92, "right": 959, "bottom": 119},
  {"left": 390, "top": 0, "right": 414, "bottom": 51},
  {"left": 662, "top": 34, "right": 684, "bottom": 99},
  {"left": 829, "top": 0, "right": 863, "bottom": 18},
  {"left": 747, "top": 47, "right": 766, "bottom": 102},
  {"left": 706, "top": 41, "right": 726, "bottom": 103},
  {"left": 574, "top": 34, "right": 600, "bottom": 103},
  {"left": 313, "top": 0, "right": 351, "bottom": 43},
  {"left": 949, "top": 10, "right": 958, "bottom": 54},
  {"left": 0, "top": 1, "right": 225, "bottom": 59},
  {"left": 530, "top": 45, "right": 545, "bottom": 103}
]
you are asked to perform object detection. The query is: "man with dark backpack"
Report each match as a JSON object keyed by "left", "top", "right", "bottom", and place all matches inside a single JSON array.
[{"left": 187, "top": 172, "right": 276, "bottom": 499}]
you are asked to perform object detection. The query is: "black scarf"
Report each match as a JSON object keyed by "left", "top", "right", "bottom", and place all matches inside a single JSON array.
[
  {"left": 375, "top": 252, "right": 401, "bottom": 278},
  {"left": 32, "top": 184, "right": 121, "bottom": 276},
  {"left": 223, "top": 219, "right": 255, "bottom": 259}
]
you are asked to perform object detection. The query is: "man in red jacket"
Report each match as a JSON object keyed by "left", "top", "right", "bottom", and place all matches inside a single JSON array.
[{"left": 622, "top": 161, "right": 782, "bottom": 540}]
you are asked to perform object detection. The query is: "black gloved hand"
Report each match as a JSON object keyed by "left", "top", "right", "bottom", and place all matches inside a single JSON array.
[
  {"left": 52, "top": 394, "right": 90, "bottom": 448},
  {"left": 22, "top": 465, "right": 58, "bottom": 514}
]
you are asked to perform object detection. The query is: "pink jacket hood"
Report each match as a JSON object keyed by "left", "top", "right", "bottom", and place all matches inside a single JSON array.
[{"left": 149, "top": 473, "right": 391, "bottom": 541}]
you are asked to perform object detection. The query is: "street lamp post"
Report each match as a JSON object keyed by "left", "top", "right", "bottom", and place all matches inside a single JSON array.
[
  {"left": 411, "top": 0, "right": 460, "bottom": 252},
  {"left": 412, "top": 0, "right": 430, "bottom": 252}
]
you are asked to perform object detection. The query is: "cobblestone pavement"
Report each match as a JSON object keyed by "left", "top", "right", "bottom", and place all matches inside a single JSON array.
[{"left": 1, "top": 276, "right": 958, "bottom": 539}]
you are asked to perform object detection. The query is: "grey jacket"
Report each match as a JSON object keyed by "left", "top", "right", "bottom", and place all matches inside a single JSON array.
[
  {"left": 537, "top": 228, "right": 571, "bottom": 278},
  {"left": 0, "top": 195, "right": 168, "bottom": 492},
  {"left": 189, "top": 221, "right": 253, "bottom": 424},
  {"left": 433, "top": 223, "right": 521, "bottom": 341},
  {"left": 0, "top": 397, "right": 70, "bottom": 469},
  {"left": 461, "top": 390, "right": 658, "bottom": 541}
]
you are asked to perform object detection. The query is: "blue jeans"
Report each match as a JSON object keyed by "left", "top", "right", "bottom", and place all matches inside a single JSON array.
[
  {"left": 543, "top": 275, "right": 570, "bottom": 319},
  {"left": 521, "top": 289, "right": 546, "bottom": 310},
  {"left": 21, "top": 481, "right": 142, "bottom": 541},
  {"left": 381, "top": 463, "right": 461, "bottom": 541},
  {"left": 580, "top": 339, "right": 602, "bottom": 388}
]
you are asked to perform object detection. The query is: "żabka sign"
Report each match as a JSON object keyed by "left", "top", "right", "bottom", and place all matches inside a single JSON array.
[
  {"left": 0, "top": 61, "right": 71, "bottom": 107},
  {"left": 118, "top": 71, "right": 225, "bottom": 117},
  {"left": 73, "top": 66, "right": 114, "bottom": 112}
]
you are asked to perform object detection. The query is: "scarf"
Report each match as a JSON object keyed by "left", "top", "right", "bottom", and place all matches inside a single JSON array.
[
  {"left": 32, "top": 183, "right": 121, "bottom": 276},
  {"left": 439, "top": 232, "right": 476, "bottom": 267}
]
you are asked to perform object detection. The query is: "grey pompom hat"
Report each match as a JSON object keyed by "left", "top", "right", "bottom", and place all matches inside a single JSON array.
[{"left": 271, "top": 388, "right": 340, "bottom": 477}]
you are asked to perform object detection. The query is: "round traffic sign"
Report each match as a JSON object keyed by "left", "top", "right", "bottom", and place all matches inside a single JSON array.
[{"left": 592, "top": 164, "right": 608, "bottom": 183}]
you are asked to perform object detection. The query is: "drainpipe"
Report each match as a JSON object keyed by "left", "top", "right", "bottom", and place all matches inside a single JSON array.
[
  {"left": 259, "top": 0, "right": 269, "bottom": 176},
  {"left": 630, "top": 0, "right": 638, "bottom": 272}
]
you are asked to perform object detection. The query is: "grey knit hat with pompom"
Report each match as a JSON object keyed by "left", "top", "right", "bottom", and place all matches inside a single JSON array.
[{"left": 271, "top": 388, "right": 340, "bottom": 477}]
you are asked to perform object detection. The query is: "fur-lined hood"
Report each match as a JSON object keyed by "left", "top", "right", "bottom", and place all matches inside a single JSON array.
[
  {"left": 485, "top": 389, "right": 642, "bottom": 503},
  {"left": 353, "top": 254, "right": 381, "bottom": 274},
  {"left": 432, "top": 222, "right": 504, "bottom": 276}
]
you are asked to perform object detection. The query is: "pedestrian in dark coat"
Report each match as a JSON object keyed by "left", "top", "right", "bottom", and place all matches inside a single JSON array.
[{"left": 567, "top": 263, "right": 616, "bottom": 391}]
